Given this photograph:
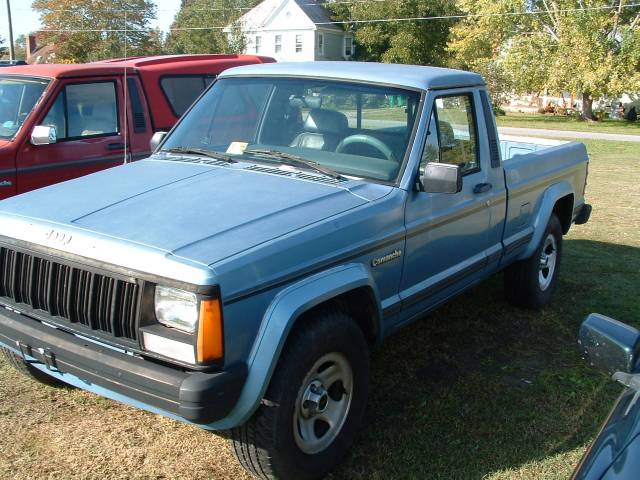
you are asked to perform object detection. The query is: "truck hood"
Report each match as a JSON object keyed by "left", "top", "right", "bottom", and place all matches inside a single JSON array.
[{"left": 0, "top": 158, "right": 388, "bottom": 272}]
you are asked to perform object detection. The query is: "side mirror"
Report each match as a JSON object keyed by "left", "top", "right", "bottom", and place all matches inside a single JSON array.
[
  {"left": 420, "top": 163, "right": 462, "bottom": 194},
  {"left": 150, "top": 131, "right": 167, "bottom": 151},
  {"left": 579, "top": 313, "right": 640, "bottom": 375},
  {"left": 30, "top": 125, "right": 57, "bottom": 146}
]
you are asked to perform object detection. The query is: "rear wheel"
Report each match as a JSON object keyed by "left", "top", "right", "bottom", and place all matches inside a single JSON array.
[
  {"left": 229, "top": 311, "right": 370, "bottom": 480},
  {"left": 504, "top": 213, "right": 563, "bottom": 309},
  {"left": 1, "top": 347, "right": 68, "bottom": 388}
]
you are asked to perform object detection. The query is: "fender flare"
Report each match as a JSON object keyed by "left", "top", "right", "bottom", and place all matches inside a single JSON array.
[
  {"left": 207, "top": 263, "right": 383, "bottom": 429},
  {"left": 519, "top": 180, "right": 574, "bottom": 260}
]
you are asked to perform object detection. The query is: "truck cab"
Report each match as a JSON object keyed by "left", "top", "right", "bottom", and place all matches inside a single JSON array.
[{"left": 0, "top": 54, "right": 274, "bottom": 199}]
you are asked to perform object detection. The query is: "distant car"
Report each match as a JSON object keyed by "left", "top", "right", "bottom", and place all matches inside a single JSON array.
[
  {"left": 0, "top": 54, "right": 274, "bottom": 199},
  {"left": 0, "top": 60, "right": 27, "bottom": 67},
  {"left": 573, "top": 314, "right": 640, "bottom": 479}
]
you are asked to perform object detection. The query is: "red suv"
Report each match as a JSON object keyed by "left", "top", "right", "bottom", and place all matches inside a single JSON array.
[{"left": 0, "top": 54, "right": 274, "bottom": 199}]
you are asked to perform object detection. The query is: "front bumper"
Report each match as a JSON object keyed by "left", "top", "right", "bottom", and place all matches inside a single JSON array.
[{"left": 0, "top": 305, "right": 246, "bottom": 425}]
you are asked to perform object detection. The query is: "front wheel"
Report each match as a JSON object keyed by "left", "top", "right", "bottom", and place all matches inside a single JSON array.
[
  {"left": 504, "top": 213, "right": 563, "bottom": 309},
  {"left": 229, "top": 311, "right": 370, "bottom": 480}
]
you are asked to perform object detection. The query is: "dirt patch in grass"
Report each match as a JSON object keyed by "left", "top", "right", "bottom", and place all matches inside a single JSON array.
[{"left": 0, "top": 139, "right": 638, "bottom": 479}]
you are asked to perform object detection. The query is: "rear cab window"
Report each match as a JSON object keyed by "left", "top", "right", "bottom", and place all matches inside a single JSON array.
[{"left": 160, "top": 75, "right": 216, "bottom": 117}]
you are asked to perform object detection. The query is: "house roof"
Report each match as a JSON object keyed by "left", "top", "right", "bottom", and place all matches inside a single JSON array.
[
  {"left": 231, "top": 0, "right": 343, "bottom": 32},
  {"left": 294, "top": 0, "right": 342, "bottom": 31},
  {"left": 219, "top": 61, "right": 486, "bottom": 91}
]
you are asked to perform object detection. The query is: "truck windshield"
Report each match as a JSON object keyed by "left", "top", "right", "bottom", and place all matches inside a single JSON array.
[
  {"left": 0, "top": 76, "right": 50, "bottom": 139},
  {"left": 161, "top": 77, "right": 422, "bottom": 182}
]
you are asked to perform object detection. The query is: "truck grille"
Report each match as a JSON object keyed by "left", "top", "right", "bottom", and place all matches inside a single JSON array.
[{"left": 0, "top": 247, "right": 140, "bottom": 341}]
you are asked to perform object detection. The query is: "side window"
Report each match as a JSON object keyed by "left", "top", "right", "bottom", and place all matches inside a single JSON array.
[
  {"left": 42, "top": 82, "right": 118, "bottom": 139},
  {"left": 42, "top": 94, "right": 66, "bottom": 138},
  {"left": 419, "top": 111, "right": 440, "bottom": 175},
  {"left": 431, "top": 94, "right": 479, "bottom": 174},
  {"left": 160, "top": 76, "right": 216, "bottom": 117}
]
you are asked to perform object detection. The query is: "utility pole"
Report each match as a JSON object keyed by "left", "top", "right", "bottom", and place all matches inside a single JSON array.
[{"left": 5, "top": 0, "right": 15, "bottom": 61}]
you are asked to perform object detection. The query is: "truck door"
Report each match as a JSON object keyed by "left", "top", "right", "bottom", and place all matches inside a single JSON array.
[
  {"left": 15, "top": 77, "right": 127, "bottom": 194},
  {"left": 399, "top": 90, "right": 498, "bottom": 322}
]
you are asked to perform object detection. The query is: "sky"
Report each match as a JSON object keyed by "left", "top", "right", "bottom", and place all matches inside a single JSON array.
[{"left": 0, "top": 0, "right": 181, "bottom": 43}]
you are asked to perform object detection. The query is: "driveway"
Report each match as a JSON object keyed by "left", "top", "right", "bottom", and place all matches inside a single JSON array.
[{"left": 498, "top": 126, "right": 640, "bottom": 143}]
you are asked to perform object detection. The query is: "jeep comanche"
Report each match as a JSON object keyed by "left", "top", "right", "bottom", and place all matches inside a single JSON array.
[{"left": 0, "top": 62, "right": 591, "bottom": 479}]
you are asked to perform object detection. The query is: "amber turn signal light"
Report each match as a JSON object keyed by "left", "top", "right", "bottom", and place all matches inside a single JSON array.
[{"left": 197, "top": 298, "right": 224, "bottom": 363}]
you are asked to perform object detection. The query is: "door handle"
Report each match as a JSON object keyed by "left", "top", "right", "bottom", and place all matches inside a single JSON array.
[
  {"left": 473, "top": 182, "right": 492, "bottom": 194},
  {"left": 107, "top": 142, "right": 126, "bottom": 151}
]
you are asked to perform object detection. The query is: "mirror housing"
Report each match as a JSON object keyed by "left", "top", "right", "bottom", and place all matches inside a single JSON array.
[
  {"left": 420, "top": 163, "right": 462, "bottom": 194},
  {"left": 150, "top": 131, "right": 167, "bottom": 151},
  {"left": 30, "top": 125, "right": 57, "bottom": 146},
  {"left": 579, "top": 313, "right": 640, "bottom": 375}
]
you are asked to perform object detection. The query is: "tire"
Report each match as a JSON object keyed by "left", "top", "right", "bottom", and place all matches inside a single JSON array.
[
  {"left": 1, "top": 347, "right": 68, "bottom": 388},
  {"left": 504, "top": 213, "right": 563, "bottom": 309},
  {"left": 229, "top": 311, "right": 370, "bottom": 480}
]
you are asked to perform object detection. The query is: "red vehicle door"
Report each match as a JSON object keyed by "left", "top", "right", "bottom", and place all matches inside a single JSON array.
[{"left": 15, "top": 76, "right": 128, "bottom": 194}]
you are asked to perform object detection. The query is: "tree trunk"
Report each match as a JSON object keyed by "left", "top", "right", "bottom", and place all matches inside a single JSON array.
[{"left": 581, "top": 92, "right": 595, "bottom": 121}]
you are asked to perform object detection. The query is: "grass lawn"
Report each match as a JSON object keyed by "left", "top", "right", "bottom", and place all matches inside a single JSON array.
[
  {"left": 1, "top": 139, "right": 638, "bottom": 479},
  {"left": 497, "top": 112, "right": 640, "bottom": 135}
]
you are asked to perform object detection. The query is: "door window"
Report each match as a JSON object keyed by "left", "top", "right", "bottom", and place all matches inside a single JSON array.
[
  {"left": 42, "top": 82, "right": 119, "bottom": 139},
  {"left": 421, "top": 94, "right": 479, "bottom": 175}
]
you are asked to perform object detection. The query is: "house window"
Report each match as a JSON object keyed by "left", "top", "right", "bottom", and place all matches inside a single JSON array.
[
  {"left": 317, "top": 33, "right": 324, "bottom": 55},
  {"left": 255, "top": 36, "right": 262, "bottom": 53},
  {"left": 344, "top": 36, "right": 354, "bottom": 57},
  {"left": 275, "top": 35, "right": 282, "bottom": 53},
  {"left": 295, "top": 34, "right": 303, "bottom": 53}
]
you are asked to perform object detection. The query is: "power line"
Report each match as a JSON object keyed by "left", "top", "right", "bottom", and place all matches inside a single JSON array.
[
  {"left": 31, "top": 3, "right": 640, "bottom": 33},
  {"left": 13, "top": 0, "right": 391, "bottom": 14}
]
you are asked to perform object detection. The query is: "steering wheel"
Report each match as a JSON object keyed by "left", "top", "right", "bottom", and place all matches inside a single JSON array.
[{"left": 336, "top": 134, "right": 395, "bottom": 161}]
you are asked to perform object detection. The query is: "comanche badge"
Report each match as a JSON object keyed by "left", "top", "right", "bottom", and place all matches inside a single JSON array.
[{"left": 372, "top": 249, "right": 402, "bottom": 267}]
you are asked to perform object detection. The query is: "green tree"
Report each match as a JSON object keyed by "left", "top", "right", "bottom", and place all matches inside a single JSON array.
[
  {"left": 13, "top": 35, "right": 26, "bottom": 61},
  {"left": 330, "top": 0, "right": 460, "bottom": 66},
  {"left": 166, "top": 0, "right": 259, "bottom": 54},
  {"left": 449, "top": 0, "right": 640, "bottom": 119},
  {"left": 0, "top": 35, "right": 7, "bottom": 59},
  {"left": 32, "top": 0, "right": 158, "bottom": 62}
]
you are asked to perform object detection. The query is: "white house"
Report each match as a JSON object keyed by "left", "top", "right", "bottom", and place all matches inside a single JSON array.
[{"left": 226, "top": 0, "right": 355, "bottom": 62}]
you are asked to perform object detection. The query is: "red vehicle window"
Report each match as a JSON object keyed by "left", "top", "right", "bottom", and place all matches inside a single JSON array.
[
  {"left": 43, "top": 81, "right": 119, "bottom": 140},
  {"left": 160, "top": 75, "right": 216, "bottom": 117}
]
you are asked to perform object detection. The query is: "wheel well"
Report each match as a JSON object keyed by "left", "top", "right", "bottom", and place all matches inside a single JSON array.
[
  {"left": 293, "top": 287, "right": 380, "bottom": 346},
  {"left": 553, "top": 194, "right": 574, "bottom": 234}
]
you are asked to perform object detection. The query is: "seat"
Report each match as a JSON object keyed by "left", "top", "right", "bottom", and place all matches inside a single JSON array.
[{"left": 290, "top": 109, "right": 349, "bottom": 151}]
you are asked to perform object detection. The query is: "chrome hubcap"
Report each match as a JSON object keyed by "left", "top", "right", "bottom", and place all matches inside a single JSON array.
[
  {"left": 538, "top": 234, "right": 557, "bottom": 291},
  {"left": 293, "top": 352, "right": 353, "bottom": 454}
]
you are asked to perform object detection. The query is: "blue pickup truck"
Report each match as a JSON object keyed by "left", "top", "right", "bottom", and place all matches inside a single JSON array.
[{"left": 0, "top": 62, "right": 591, "bottom": 479}]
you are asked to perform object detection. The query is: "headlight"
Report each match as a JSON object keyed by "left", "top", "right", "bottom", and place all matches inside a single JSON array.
[{"left": 154, "top": 286, "right": 198, "bottom": 333}]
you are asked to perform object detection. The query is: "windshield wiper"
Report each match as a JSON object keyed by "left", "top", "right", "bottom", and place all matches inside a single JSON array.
[
  {"left": 243, "top": 149, "right": 344, "bottom": 180},
  {"left": 162, "top": 147, "right": 237, "bottom": 163}
]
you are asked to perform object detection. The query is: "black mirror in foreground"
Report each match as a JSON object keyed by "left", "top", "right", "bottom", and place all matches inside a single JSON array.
[
  {"left": 150, "top": 131, "right": 167, "bottom": 151},
  {"left": 579, "top": 313, "right": 640, "bottom": 375},
  {"left": 420, "top": 162, "right": 462, "bottom": 194}
]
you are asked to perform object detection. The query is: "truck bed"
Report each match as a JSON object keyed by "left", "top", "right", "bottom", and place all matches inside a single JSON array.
[{"left": 500, "top": 135, "right": 589, "bottom": 261}]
